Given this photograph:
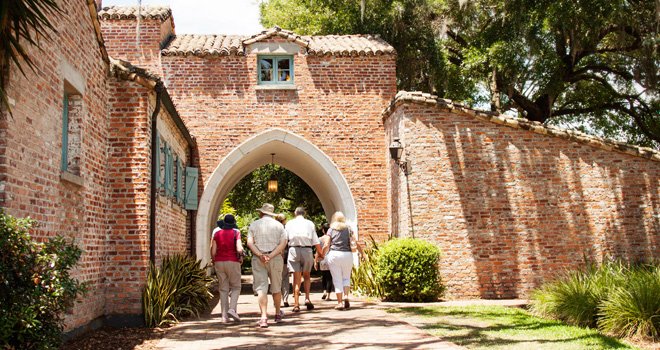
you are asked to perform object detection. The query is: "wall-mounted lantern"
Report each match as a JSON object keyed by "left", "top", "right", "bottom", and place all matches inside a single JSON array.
[
  {"left": 267, "top": 153, "right": 278, "bottom": 193},
  {"left": 389, "top": 138, "right": 410, "bottom": 176}
]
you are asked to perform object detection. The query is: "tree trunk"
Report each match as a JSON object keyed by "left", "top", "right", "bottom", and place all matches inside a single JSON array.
[{"left": 490, "top": 67, "right": 501, "bottom": 113}]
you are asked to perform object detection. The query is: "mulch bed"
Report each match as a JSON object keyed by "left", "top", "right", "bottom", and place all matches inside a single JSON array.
[{"left": 61, "top": 327, "right": 167, "bottom": 350}]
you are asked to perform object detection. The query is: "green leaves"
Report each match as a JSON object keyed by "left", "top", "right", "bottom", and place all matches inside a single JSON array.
[
  {"left": 374, "top": 238, "right": 445, "bottom": 302},
  {"left": 530, "top": 260, "right": 660, "bottom": 341},
  {"left": 0, "top": 211, "right": 85, "bottom": 349},
  {"left": 260, "top": 0, "right": 658, "bottom": 147},
  {"left": 142, "top": 255, "right": 214, "bottom": 327},
  {"left": 226, "top": 165, "right": 323, "bottom": 222}
]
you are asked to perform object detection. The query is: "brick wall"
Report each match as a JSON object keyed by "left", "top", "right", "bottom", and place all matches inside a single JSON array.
[
  {"left": 0, "top": 0, "right": 110, "bottom": 330},
  {"left": 161, "top": 42, "right": 398, "bottom": 242},
  {"left": 105, "top": 79, "right": 151, "bottom": 314},
  {"left": 100, "top": 18, "right": 169, "bottom": 74},
  {"left": 105, "top": 78, "right": 192, "bottom": 314},
  {"left": 387, "top": 102, "right": 660, "bottom": 299}
]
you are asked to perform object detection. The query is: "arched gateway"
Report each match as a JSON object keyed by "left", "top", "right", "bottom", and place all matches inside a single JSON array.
[{"left": 196, "top": 129, "right": 357, "bottom": 266}]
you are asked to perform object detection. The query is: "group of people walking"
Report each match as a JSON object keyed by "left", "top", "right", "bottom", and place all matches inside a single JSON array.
[{"left": 210, "top": 203, "right": 362, "bottom": 328}]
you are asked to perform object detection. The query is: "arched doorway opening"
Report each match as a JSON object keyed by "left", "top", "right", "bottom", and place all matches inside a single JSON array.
[{"left": 195, "top": 128, "right": 357, "bottom": 265}]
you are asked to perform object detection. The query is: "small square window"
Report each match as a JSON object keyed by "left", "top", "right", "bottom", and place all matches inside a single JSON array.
[{"left": 258, "top": 55, "right": 293, "bottom": 85}]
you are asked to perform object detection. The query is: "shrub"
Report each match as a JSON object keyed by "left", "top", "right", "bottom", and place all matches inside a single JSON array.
[
  {"left": 0, "top": 211, "right": 85, "bottom": 349},
  {"left": 530, "top": 261, "right": 626, "bottom": 327},
  {"left": 351, "top": 236, "right": 385, "bottom": 298},
  {"left": 142, "top": 254, "right": 213, "bottom": 327},
  {"left": 374, "top": 238, "right": 444, "bottom": 302},
  {"left": 598, "top": 265, "right": 660, "bottom": 340},
  {"left": 531, "top": 260, "right": 660, "bottom": 341}
]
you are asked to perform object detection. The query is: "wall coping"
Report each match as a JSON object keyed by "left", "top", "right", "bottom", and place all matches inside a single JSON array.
[{"left": 383, "top": 91, "right": 660, "bottom": 162}]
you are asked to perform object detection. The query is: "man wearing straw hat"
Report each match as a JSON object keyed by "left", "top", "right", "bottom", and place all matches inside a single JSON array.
[{"left": 247, "top": 203, "right": 288, "bottom": 328}]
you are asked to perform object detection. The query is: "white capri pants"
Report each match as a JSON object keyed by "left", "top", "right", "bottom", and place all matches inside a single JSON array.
[{"left": 326, "top": 250, "right": 354, "bottom": 293}]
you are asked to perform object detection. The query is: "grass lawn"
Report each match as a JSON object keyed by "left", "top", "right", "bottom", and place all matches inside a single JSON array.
[{"left": 388, "top": 305, "right": 641, "bottom": 350}]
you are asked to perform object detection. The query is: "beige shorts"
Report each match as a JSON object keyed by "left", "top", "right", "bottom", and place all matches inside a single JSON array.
[{"left": 252, "top": 254, "right": 283, "bottom": 294}]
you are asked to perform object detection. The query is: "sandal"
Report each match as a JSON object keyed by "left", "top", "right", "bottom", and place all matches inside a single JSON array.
[
  {"left": 292, "top": 305, "right": 300, "bottom": 312},
  {"left": 334, "top": 304, "right": 345, "bottom": 310},
  {"left": 305, "top": 300, "right": 314, "bottom": 311}
]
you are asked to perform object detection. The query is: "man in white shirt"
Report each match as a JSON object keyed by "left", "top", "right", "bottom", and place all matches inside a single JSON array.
[
  {"left": 247, "top": 203, "right": 288, "bottom": 328},
  {"left": 285, "top": 207, "right": 323, "bottom": 312}
]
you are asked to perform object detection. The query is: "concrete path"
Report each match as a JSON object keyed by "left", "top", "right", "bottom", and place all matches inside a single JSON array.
[{"left": 157, "top": 277, "right": 464, "bottom": 350}]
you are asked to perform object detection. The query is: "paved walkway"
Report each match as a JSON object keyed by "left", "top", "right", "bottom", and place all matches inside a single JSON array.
[{"left": 157, "top": 277, "right": 465, "bottom": 350}]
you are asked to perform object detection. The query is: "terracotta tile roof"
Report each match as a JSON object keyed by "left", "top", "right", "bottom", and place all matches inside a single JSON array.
[
  {"left": 162, "top": 27, "right": 395, "bottom": 57},
  {"left": 98, "top": 5, "right": 172, "bottom": 21},
  {"left": 243, "top": 27, "right": 309, "bottom": 47},
  {"left": 163, "top": 34, "right": 246, "bottom": 56},
  {"left": 384, "top": 91, "right": 660, "bottom": 162}
]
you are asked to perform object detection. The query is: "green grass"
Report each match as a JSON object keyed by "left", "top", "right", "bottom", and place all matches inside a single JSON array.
[{"left": 388, "top": 305, "right": 639, "bottom": 350}]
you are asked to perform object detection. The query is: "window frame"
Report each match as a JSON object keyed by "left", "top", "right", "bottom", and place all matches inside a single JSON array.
[
  {"left": 257, "top": 55, "right": 294, "bottom": 85},
  {"left": 61, "top": 93, "right": 70, "bottom": 172}
]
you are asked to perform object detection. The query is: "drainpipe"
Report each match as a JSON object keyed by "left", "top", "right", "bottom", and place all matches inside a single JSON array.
[{"left": 149, "top": 82, "right": 164, "bottom": 264}]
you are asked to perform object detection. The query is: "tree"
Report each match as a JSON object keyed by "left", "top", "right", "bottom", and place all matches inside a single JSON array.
[
  {"left": 441, "top": 0, "right": 659, "bottom": 147},
  {"left": 226, "top": 165, "right": 325, "bottom": 223},
  {"left": 260, "top": 0, "right": 659, "bottom": 148},
  {"left": 260, "top": 0, "right": 473, "bottom": 100},
  {"left": 0, "top": 0, "right": 62, "bottom": 112}
]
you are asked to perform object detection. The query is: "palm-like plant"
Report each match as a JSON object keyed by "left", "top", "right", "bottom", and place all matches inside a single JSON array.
[{"left": 0, "top": 0, "right": 62, "bottom": 111}]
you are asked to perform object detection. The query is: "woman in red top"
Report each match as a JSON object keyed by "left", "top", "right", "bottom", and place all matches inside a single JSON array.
[{"left": 211, "top": 214, "right": 244, "bottom": 323}]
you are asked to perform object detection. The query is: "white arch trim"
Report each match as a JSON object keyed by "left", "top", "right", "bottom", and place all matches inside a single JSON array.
[{"left": 195, "top": 128, "right": 357, "bottom": 266}]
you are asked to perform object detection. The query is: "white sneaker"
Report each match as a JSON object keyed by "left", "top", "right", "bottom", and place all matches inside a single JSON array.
[{"left": 227, "top": 309, "right": 240, "bottom": 322}]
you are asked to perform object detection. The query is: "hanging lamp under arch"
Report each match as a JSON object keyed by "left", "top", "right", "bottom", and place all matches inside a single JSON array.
[{"left": 267, "top": 153, "right": 278, "bottom": 193}]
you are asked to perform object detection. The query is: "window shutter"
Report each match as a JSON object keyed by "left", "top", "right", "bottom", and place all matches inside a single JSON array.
[
  {"left": 184, "top": 167, "right": 198, "bottom": 210},
  {"left": 167, "top": 146, "right": 174, "bottom": 197},
  {"left": 176, "top": 158, "right": 183, "bottom": 203},
  {"left": 61, "top": 93, "right": 69, "bottom": 171},
  {"left": 164, "top": 145, "right": 170, "bottom": 196}
]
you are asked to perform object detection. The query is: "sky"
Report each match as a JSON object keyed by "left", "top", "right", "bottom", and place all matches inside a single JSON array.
[{"left": 104, "top": 0, "right": 264, "bottom": 35}]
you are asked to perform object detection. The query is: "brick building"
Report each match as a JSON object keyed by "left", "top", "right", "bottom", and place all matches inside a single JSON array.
[{"left": 0, "top": 1, "right": 658, "bottom": 333}]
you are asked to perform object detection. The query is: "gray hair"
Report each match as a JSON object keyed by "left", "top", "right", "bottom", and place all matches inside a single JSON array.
[{"left": 294, "top": 207, "right": 306, "bottom": 216}]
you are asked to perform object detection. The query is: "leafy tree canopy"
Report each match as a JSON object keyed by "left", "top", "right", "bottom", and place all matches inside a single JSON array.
[
  {"left": 260, "top": 0, "right": 659, "bottom": 148},
  {"left": 223, "top": 165, "right": 326, "bottom": 227}
]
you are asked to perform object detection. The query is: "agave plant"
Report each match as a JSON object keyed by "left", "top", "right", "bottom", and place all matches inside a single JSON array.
[
  {"left": 143, "top": 254, "right": 214, "bottom": 327},
  {"left": 0, "top": 0, "right": 62, "bottom": 111}
]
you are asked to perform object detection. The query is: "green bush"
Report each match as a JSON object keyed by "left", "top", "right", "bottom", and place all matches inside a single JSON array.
[
  {"left": 531, "top": 260, "right": 659, "bottom": 341},
  {"left": 530, "top": 261, "right": 625, "bottom": 327},
  {"left": 142, "top": 254, "right": 213, "bottom": 327},
  {"left": 0, "top": 211, "right": 86, "bottom": 349},
  {"left": 374, "top": 238, "right": 444, "bottom": 302},
  {"left": 352, "top": 236, "right": 385, "bottom": 298},
  {"left": 598, "top": 265, "right": 660, "bottom": 340}
]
